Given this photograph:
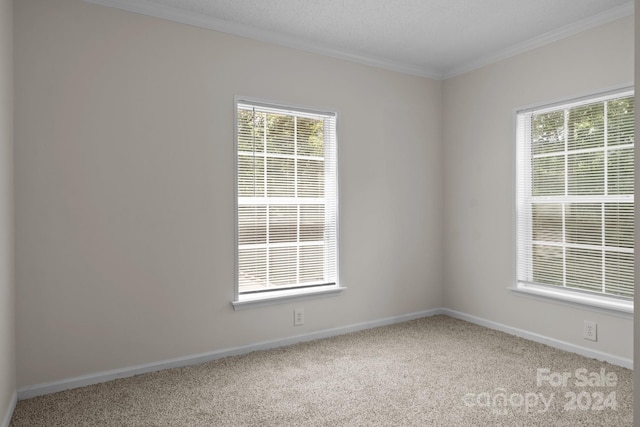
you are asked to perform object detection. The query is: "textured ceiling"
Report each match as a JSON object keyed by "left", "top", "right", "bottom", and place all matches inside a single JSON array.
[{"left": 85, "top": 0, "right": 633, "bottom": 79}]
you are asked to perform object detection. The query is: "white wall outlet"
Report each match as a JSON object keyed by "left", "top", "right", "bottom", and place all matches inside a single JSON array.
[
  {"left": 583, "top": 320, "right": 597, "bottom": 342},
  {"left": 294, "top": 308, "right": 304, "bottom": 326}
]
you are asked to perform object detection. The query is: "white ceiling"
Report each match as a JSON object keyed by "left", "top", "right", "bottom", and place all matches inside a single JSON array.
[{"left": 85, "top": 0, "right": 634, "bottom": 79}]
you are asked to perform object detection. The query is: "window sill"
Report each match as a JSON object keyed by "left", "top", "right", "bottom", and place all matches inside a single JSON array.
[
  {"left": 232, "top": 285, "right": 346, "bottom": 311},
  {"left": 509, "top": 283, "right": 633, "bottom": 317}
]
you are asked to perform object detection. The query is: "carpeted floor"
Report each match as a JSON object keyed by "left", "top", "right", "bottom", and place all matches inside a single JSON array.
[{"left": 10, "top": 315, "right": 632, "bottom": 426}]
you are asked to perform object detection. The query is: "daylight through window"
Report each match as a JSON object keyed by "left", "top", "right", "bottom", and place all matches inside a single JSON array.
[
  {"left": 516, "top": 89, "right": 634, "bottom": 302},
  {"left": 235, "top": 100, "right": 338, "bottom": 298}
]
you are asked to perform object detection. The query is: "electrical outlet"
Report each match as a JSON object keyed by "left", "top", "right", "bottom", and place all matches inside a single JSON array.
[
  {"left": 584, "top": 320, "right": 597, "bottom": 342},
  {"left": 294, "top": 308, "right": 304, "bottom": 326}
]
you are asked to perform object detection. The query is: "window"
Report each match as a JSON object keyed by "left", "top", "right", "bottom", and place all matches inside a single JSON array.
[
  {"left": 515, "top": 89, "right": 634, "bottom": 312},
  {"left": 234, "top": 98, "right": 339, "bottom": 307}
]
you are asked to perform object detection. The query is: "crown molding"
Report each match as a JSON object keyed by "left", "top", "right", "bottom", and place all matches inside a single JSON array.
[
  {"left": 84, "top": 0, "right": 633, "bottom": 81},
  {"left": 82, "top": 0, "right": 443, "bottom": 79},
  {"left": 443, "top": 2, "right": 634, "bottom": 79}
]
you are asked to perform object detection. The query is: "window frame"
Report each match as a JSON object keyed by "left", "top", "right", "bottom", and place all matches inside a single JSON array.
[
  {"left": 513, "top": 87, "right": 634, "bottom": 314},
  {"left": 232, "top": 96, "right": 344, "bottom": 310}
]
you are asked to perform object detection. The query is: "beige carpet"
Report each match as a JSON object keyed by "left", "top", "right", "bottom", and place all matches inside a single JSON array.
[{"left": 10, "top": 315, "right": 632, "bottom": 426}]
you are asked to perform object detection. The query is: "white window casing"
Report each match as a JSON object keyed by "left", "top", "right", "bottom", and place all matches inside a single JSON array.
[
  {"left": 233, "top": 98, "right": 342, "bottom": 309},
  {"left": 515, "top": 88, "right": 634, "bottom": 313}
]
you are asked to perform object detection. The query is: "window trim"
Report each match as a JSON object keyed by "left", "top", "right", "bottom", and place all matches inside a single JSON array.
[
  {"left": 232, "top": 284, "right": 346, "bottom": 310},
  {"left": 510, "top": 283, "right": 633, "bottom": 315},
  {"left": 512, "top": 86, "right": 635, "bottom": 313},
  {"left": 232, "top": 96, "right": 343, "bottom": 309}
]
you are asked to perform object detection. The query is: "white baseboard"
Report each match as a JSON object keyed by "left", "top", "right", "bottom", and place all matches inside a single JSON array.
[
  {"left": 442, "top": 308, "right": 633, "bottom": 370},
  {"left": 1, "top": 391, "right": 16, "bottom": 427},
  {"left": 17, "top": 308, "right": 444, "bottom": 400},
  {"left": 17, "top": 307, "right": 632, "bottom": 400}
]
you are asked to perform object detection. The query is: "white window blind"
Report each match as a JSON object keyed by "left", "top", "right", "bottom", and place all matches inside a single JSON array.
[
  {"left": 235, "top": 100, "right": 338, "bottom": 296},
  {"left": 516, "top": 90, "right": 634, "bottom": 300}
]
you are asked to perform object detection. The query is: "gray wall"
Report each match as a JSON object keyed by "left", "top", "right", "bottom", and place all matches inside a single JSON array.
[
  {"left": 0, "top": 0, "right": 14, "bottom": 423},
  {"left": 14, "top": 0, "right": 443, "bottom": 388},
  {"left": 443, "top": 16, "right": 634, "bottom": 360}
]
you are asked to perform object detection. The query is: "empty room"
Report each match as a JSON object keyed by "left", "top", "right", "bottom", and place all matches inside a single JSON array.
[{"left": 0, "top": 0, "right": 639, "bottom": 425}]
